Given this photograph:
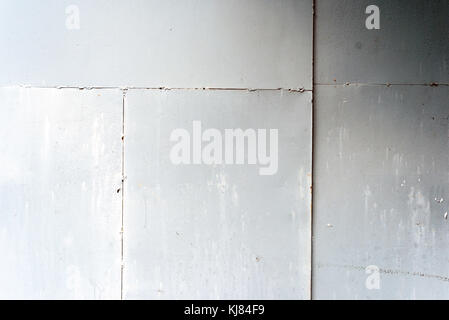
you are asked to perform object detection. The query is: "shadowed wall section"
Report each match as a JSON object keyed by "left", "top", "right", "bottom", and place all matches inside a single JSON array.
[{"left": 313, "top": 0, "right": 449, "bottom": 299}]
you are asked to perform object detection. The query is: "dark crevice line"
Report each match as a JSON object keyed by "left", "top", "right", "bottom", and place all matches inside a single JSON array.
[
  {"left": 1, "top": 85, "right": 313, "bottom": 92},
  {"left": 314, "top": 82, "right": 448, "bottom": 87},
  {"left": 120, "top": 89, "right": 126, "bottom": 300},
  {"left": 310, "top": 0, "right": 316, "bottom": 301}
]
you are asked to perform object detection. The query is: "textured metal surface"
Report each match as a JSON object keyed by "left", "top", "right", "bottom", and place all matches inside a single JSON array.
[
  {"left": 3, "top": 0, "right": 447, "bottom": 300},
  {"left": 123, "top": 90, "right": 312, "bottom": 299},
  {"left": 315, "top": 0, "right": 449, "bottom": 84},
  {"left": 0, "top": 88, "right": 122, "bottom": 299},
  {"left": 313, "top": 85, "right": 449, "bottom": 299},
  {"left": 0, "top": 0, "right": 312, "bottom": 89}
]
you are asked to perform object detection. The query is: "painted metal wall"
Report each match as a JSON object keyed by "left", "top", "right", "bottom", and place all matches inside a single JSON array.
[
  {"left": 123, "top": 90, "right": 311, "bottom": 299},
  {"left": 0, "top": 88, "right": 122, "bottom": 299},
  {"left": 0, "top": 0, "right": 447, "bottom": 300},
  {"left": 0, "top": 0, "right": 312, "bottom": 89},
  {"left": 0, "top": 0, "right": 312, "bottom": 299},
  {"left": 313, "top": 0, "right": 449, "bottom": 299},
  {"left": 313, "top": 86, "right": 449, "bottom": 299}
]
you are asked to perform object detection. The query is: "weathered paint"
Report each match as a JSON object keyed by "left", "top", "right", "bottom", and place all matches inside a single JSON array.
[
  {"left": 123, "top": 90, "right": 312, "bottom": 299},
  {"left": 313, "top": 0, "right": 449, "bottom": 300},
  {"left": 0, "top": 0, "right": 447, "bottom": 300},
  {"left": 0, "top": 88, "right": 122, "bottom": 299},
  {"left": 313, "top": 85, "right": 449, "bottom": 299},
  {"left": 315, "top": 0, "right": 449, "bottom": 84},
  {"left": 0, "top": 0, "right": 312, "bottom": 89}
]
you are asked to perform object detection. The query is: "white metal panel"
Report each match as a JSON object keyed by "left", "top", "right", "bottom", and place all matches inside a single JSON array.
[
  {"left": 0, "top": 88, "right": 122, "bottom": 299},
  {"left": 123, "top": 89, "right": 312, "bottom": 299},
  {"left": 313, "top": 85, "right": 449, "bottom": 299},
  {"left": 0, "top": 0, "right": 312, "bottom": 89}
]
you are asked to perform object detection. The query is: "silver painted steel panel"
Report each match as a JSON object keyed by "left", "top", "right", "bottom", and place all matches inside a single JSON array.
[
  {"left": 315, "top": 0, "right": 449, "bottom": 84},
  {"left": 313, "top": 85, "right": 449, "bottom": 299},
  {"left": 0, "top": 0, "right": 312, "bottom": 89},
  {"left": 0, "top": 88, "right": 122, "bottom": 299},
  {"left": 123, "top": 90, "right": 312, "bottom": 299}
]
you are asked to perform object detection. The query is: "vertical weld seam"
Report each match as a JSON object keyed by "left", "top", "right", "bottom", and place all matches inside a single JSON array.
[
  {"left": 310, "top": 0, "right": 316, "bottom": 301},
  {"left": 120, "top": 90, "right": 126, "bottom": 300}
]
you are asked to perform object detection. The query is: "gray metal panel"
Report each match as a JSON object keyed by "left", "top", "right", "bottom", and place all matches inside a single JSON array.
[
  {"left": 313, "top": 85, "right": 449, "bottom": 299},
  {"left": 0, "top": 88, "right": 122, "bottom": 299},
  {"left": 0, "top": 0, "right": 312, "bottom": 89},
  {"left": 315, "top": 0, "right": 449, "bottom": 84},
  {"left": 123, "top": 89, "right": 312, "bottom": 299}
]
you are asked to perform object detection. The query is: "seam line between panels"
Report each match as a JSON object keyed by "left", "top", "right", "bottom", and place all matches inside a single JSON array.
[
  {"left": 314, "top": 83, "right": 448, "bottom": 87},
  {"left": 0, "top": 85, "right": 313, "bottom": 91},
  {"left": 120, "top": 90, "right": 126, "bottom": 300},
  {"left": 310, "top": 0, "right": 316, "bottom": 301}
]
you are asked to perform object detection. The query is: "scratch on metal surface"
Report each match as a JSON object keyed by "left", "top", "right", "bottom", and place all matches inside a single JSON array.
[{"left": 318, "top": 263, "right": 449, "bottom": 282}]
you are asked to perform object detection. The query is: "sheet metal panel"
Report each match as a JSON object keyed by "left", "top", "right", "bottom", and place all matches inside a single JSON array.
[
  {"left": 0, "top": 88, "right": 122, "bottom": 299},
  {"left": 313, "top": 85, "right": 449, "bottom": 299},
  {"left": 123, "top": 89, "right": 312, "bottom": 299},
  {"left": 0, "top": 0, "right": 312, "bottom": 89},
  {"left": 315, "top": 0, "right": 449, "bottom": 84}
]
